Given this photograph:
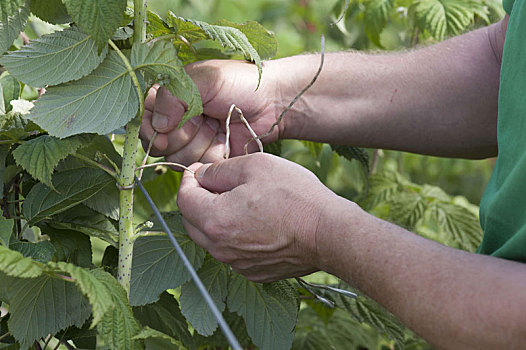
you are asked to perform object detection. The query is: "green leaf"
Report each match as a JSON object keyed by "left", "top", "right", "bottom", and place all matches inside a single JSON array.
[
  {"left": 227, "top": 273, "right": 299, "bottom": 350},
  {"left": 30, "top": 0, "right": 71, "bottom": 24},
  {"left": 12, "top": 134, "right": 93, "bottom": 190},
  {"left": 194, "top": 310, "right": 253, "bottom": 349},
  {"left": 168, "top": 13, "right": 264, "bottom": 86},
  {"left": 302, "top": 141, "right": 324, "bottom": 159},
  {"left": 294, "top": 307, "right": 384, "bottom": 350},
  {"left": 347, "top": 296, "right": 406, "bottom": 344},
  {"left": 56, "top": 263, "right": 115, "bottom": 328},
  {"left": 58, "top": 135, "right": 122, "bottom": 221},
  {"left": 56, "top": 325, "right": 97, "bottom": 350},
  {"left": 98, "top": 271, "right": 142, "bottom": 350},
  {"left": 363, "top": 171, "right": 406, "bottom": 210},
  {"left": 134, "top": 327, "right": 186, "bottom": 350},
  {"left": 22, "top": 167, "right": 115, "bottom": 224},
  {"left": 50, "top": 205, "right": 119, "bottom": 246},
  {"left": 331, "top": 144, "right": 369, "bottom": 175},
  {"left": 45, "top": 227, "right": 92, "bottom": 267},
  {"left": 429, "top": 202, "right": 482, "bottom": 251},
  {"left": 1, "top": 272, "right": 91, "bottom": 349},
  {"left": 134, "top": 169, "right": 181, "bottom": 222},
  {"left": 113, "top": 26, "right": 134, "bottom": 41},
  {"left": 59, "top": 134, "right": 122, "bottom": 173},
  {"left": 387, "top": 191, "right": 426, "bottom": 230},
  {"left": 263, "top": 140, "right": 282, "bottom": 156},
  {"left": 131, "top": 40, "right": 202, "bottom": 127},
  {"left": 180, "top": 257, "right": 229, "bottom": 336},
  {"left": 316, "top": 282, "right": 407, "bottom": 345},
  {"left": 63, "top": 0, "right": 127, "bottom": 52},
  {"left": 2, "top": 28, "right": 107, "bottom": 87},
  {"left": 129, "top": 212, "right": 206, "bottom": 306},
  {"left": 292, "top": 324, "right": 332, "bottom": 350},
  {"left": 146, "top": 11, "right": 171, "bottom": 39},
  {"left": 363, "top": 0, "right": 394, "bottom": 47},
  {"left": 409, "top": 0, "right": 486, "bottom": 41},
  {"left": 0, "top": 0, "right": 25, "bottom": 19},
  {"left": 0, "top": 71, "right": 20, "bottom": 114},
  {"left": 83, "top": 180, "right": 120, "bottom": 220},
  {"left": 133, "top": 292, "right": 195, "bottom": 350},
  {"left": 0, "top": 110, "right": 40, "bottom": 141},
  {"left": 0, "top": 215, "right": 14, "bottom": 246},
  {"left": 0, "top": 245, "right": 43, "bottom": 278},
  {"left": 0, "top": 3, "right": 30, "bottom": 55},
  {"left": 9, "top": 240, "right": 55, "bottom": 263},
  {"left": 27, "top": 51, "right": 139, "bottom": 138},
  {"left": 215, "top": 20, "right": 278, "bottom": 59}
]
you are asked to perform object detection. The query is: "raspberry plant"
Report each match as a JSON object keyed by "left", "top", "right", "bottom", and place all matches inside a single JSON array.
[
  {"left": 0, "top": 1, "right": 301, "bottom": 349},
  {"left": 0, "top": 0, "right": 498, "bottom": 349}
]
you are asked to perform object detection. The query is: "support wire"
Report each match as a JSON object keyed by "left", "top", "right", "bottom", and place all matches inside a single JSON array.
[{"left": 134, "top": 176, "right": 242, "bottom": 350}]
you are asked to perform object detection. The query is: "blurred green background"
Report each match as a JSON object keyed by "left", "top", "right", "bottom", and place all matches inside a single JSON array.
[{"left": 146, "top": 0, "right": 497, "bottom": 205}]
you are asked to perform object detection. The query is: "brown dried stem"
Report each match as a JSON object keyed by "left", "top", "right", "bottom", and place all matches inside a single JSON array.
[
  {"left": 245, "top": 35, "right": 325, "bottom": 151},
  {"left": 224, "top": 104, "right": 263, "bottom": 159}
]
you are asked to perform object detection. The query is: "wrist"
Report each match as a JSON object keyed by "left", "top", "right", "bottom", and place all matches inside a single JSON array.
[
  {"left": 264, "top": 57, "right": 315, "bottom": 141},
  {"left": 313, "top": 194, "right": 365, "bottom": 277}
]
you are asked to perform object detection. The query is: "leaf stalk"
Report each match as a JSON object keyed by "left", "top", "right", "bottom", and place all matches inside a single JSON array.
[{"left": 71, "top": 153, "right": 118, "bottom": 178}]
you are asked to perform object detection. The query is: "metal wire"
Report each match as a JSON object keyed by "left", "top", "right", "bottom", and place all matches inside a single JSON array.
[{"left": 134, "top": 176, "right": 242, "bottom": 350}]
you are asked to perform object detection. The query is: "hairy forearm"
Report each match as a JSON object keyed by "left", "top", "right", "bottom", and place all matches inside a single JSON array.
[
  {"left": 315, "top": 196, "right": 526, "bottom": 349},
  {"left": 271, "top": 19, "right": 507, "bottom": 159}
]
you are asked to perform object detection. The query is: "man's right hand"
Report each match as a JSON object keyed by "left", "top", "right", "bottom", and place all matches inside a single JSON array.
[{"left": 139, "top": 59, "right": 284, "bottom": 167}]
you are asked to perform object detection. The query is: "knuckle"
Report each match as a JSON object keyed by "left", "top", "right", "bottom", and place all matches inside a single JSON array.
[
  {"left": 201, "top": 217, "right": 225, "bottom": 241},
  {"left": 248, "top": 152, "right": 272, "bottom": 169},
  {"left": 212, "top": 251, "right": 235, "bottom": 265}
]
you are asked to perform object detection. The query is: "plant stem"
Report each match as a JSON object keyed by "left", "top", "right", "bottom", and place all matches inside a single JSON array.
[
  {"left": 0, "top": 139, "right": 16, "bottom": 145},
  {"left": 134, "top": 0, "right": 147, "bottom": 44},
  {"left": 116, "top": 0, "right": 147, "bottom": 295}
]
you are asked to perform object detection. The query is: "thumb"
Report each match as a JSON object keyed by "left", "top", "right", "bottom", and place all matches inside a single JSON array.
[{"left": 196, "top": 157, "right": 252, "bottom": 193}]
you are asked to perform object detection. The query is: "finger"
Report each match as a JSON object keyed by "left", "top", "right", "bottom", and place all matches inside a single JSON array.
[
  {"left": 164, "top": 118, "right": 220, "bottom": 167},
  {"left": 139, "top": 86, "right": 159, "bottom": 148},
  {"left": 145, "top": 84, "right": 159, "bottom": 113},
  {"left": 141, "top": 133, "right": 169, "bottom": 155},
  {"left": 229, "top": 126, "right": 264, "bottom": 157},
  {"left": 152, "top": 87, "right": 187, "bottom": 133},
  {"left": 155, "top": 114, "right": 204, "bottom": 156},
  {"left": 141, "top": 85, "right": 171, "bottom": 152},
  {"left": 181, "top": 216, "right": 213, "bottom": 250},
  {"left": 200, "top": 133, "right": 226, "bottom": 163},
  {"left": 177, "top": 163, "right": 219, "bottom": 227},
  {"left": 195, "top": 154, "right": 261, "bottom": 193}
]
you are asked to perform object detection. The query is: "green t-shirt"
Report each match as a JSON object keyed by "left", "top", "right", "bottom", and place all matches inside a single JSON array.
[{"left": 478, "top": 0, "right": 526, "bottom": 262}]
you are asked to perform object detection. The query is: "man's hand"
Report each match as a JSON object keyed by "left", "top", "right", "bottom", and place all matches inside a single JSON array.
[
  {"left": 140, "top": 60, "right": 283, "bottom": 166},
  {"left": 177, "top": 153, "right": 338, "bottom": 282}
]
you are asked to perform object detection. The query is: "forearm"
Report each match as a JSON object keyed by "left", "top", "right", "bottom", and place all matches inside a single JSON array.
[
  {"left": 316, "top": 196, "right": 526, "bottom": 349},
  {"left": 271, "top": 19, "right": 507, "bottom": 159}
]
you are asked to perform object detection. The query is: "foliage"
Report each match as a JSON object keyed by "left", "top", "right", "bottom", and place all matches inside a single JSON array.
[
  {"left": 0, "top": 0, "right": 500, "bottom": 349},
  {"left": 363, "top": 171, "right": 482, "bottom": 251}
]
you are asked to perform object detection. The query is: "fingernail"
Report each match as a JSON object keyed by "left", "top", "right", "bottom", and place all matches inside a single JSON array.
[
  {"left": 152, "top": 112, "right": 168, "bottom": 130},
  {"left": 190, "top": 114, "right": 203, "bottom": 126}
]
